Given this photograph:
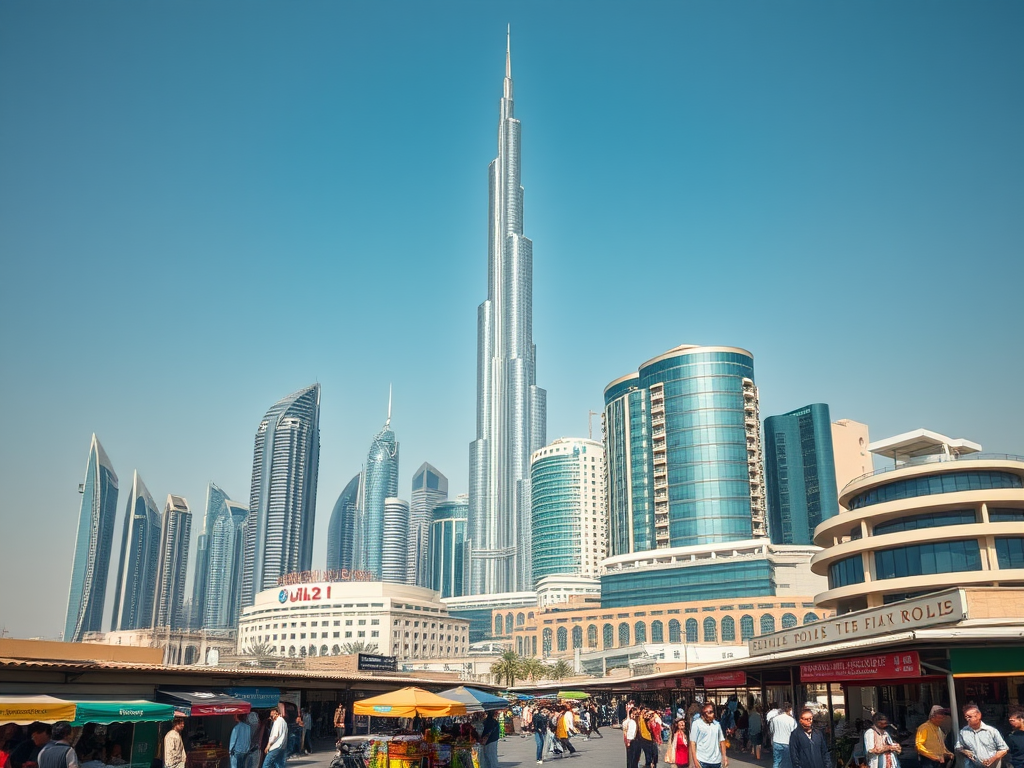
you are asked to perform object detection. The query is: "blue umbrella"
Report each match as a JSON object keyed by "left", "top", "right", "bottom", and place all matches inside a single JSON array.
[{"left": 438, "top": 687, "right": 509, "bottom": 712}]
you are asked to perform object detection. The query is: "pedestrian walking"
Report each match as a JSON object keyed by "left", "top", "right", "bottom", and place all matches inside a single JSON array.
[
  {"left": 230, "top": 714, "right": 253, "bottom": 768},
  {"left": 689, "top": 703, "right": 728, "bottom": 768},
  {"left": 956, "top": 705, "right": 1008, "bottom": 768},
  {"left": 748, "top": 706, "right": 763, "bottom": 760},
  {"left": 533, "top": 707, "right": 550, "bottom": 764},
  {"left": 334, "top": 703, "right": 347, "bottom": 741},
  {"left": 666, "top": 719, "right": 689, "bottom": 768},
  {"left": 479, "top": 711, "right": 500, "bottom": 768},
  {"left": 556, "top": 706, "right": 577, "bottom": 756},
  {"left": 770, "top": 704, "right": 797, "bottom": 768},
  {"left": 915, "top": 707, "right": 954, "bottom": 768},
  {"left": 263, "top": 709, "right": 288, "bottom": 768},
  {"left": 590, "top": 705, "right": 603, "bottom": 739},
  {"left": 789, "top": 709, "right": 830, "bottom": 768},
  {"left": 301, "top": 708, "right": 312, "bottom": 754},
  {"left": 864, "top": 713, "right": 901, "bottom": 768},
  {"left": 625, "top": 707, "right": 641, "bottom": 768}
]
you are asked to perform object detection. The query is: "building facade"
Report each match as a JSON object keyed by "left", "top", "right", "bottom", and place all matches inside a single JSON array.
[
  {"left": 240, "top": 384, "right": 321, "bottom": 614},
  {"left": 831, "top": 419, "right": 872, "bottom": 509},
  {"left": 409, "top": 463, "right": 448, "bottom": 586},
  {"left": 110, "top": 471, "right": 161, "bottom": 631},
  {"left": 604, "top": 345, "right": 767, "bottom": 557},
  {"left": 326, "top": 474, "right": 361, "bottom": 572},
  {"left": 64, "top": 434, "right": 119, "bottom": 643},
  {"left": 381, "top": 498, "right": 410, "bottom": 584},
  {"left": 764, "top": 403, "right": 840, "bottom": 546},
  {"left": 202, "top": 498, "right": 248, "bottom": 630},
  {"left": 428, "top": 496, "right": 469, "bottom": 599},
  {"left": 469, "top": 32, "right": 547, "bottom": 596},
  {"left": 359, "top": 406, "right": 399, "bottom": 579},
  {"left": 190, "top": 482, "right": 231, "bottom": 629},
  {"left": 153, "top": 494, "right": 192, "bottom": 629},
  {"left": 530, "top": 438, "right": 606, "bottom": 584},
  {"left": 812, "top": 430, "right": 1024, "bottom": 613},
  {"left": 236, "top": 579, "right": 470, "bottom": 661}
]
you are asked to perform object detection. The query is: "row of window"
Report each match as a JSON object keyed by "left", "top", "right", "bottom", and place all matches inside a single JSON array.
[
  {"left": 847, "top": 507, "right": 1024, "bottom": 541},
  {"left": 848, "top": 471, "right": 1022, "bottom": 510}
]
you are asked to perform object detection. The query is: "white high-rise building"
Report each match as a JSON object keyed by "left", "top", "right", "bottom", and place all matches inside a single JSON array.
[
  {"left": 153, "top": 494, "right": 192, "bottom": 629},
  {"left": 469, "top": 29, "right": 547, "bottom": 594},
  {"left": 382, "top": 497, "right": 410, "bottom": 584}
]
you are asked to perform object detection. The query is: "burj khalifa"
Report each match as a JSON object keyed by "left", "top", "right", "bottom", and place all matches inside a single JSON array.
[{"left": 469, "top": 30, "right": 547, "bottom": 594}]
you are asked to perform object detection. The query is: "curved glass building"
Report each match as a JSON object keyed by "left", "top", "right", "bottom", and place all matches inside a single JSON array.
[
  {"left": 65, "top": 434, "right": 119, "bottom": 643},
  {"left": 327, "top": 473, "right": 361, "bottom": 571},
  {"left": 359, "top": 406, "right": 399, "bottom": 579},
  {"left": 428, "top": 497, "right": 469, "bottom": 598},
  {"left": 190, "top": 482, "right": 231, "bottom": 629},
  {"left": 110, "top": 471, "right": 161, "bottom": 631},
  {"left": 153, "top": 494, "right": 192, "bottom": 629},
  {"left": 604, "top": 345, "right": 766, "bottom": 555},
  {"left": 240, "top": 384, "right": 321, "bottom": 613},
  {"left": 530, "top": 438, "right": 606, "bottom": 584},
  {"left": 203, "top": 498, "right": 248, "bottom": 629}
]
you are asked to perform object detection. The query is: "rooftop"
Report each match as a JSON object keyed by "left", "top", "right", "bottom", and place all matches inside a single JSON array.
[{"left": 869, "top": 429, "right": 981, "bottom": 462}]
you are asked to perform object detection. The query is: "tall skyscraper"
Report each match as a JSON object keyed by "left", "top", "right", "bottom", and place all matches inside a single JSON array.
[
  {"left": 530, "top": 438, "right": 607, "bottom": 584},
  {"left": 382, "top": 497, "right": 410, "bottom": 583},
  {"left": 203, "top": 498, "right": 248, "bottom": 630},
  {"left": 64, "top": 434, "right": 119, "bottom": 643},
  {"left": 604, "top": 345, "right": 766, "bottom": 556},
  {"left": 409, "top": 463, "right": 448, "bottom": 585},
  {"left": 241, "top": 384, "right": 321, "bottom": 611},
  {"left": 110, "top": 471, "right": 161, "bottom": 631},
  {"left": 469, "top": 30, "right": 547, "bottom": 595},
  {"left": 190, "top": 482, "right": 230, "bottom": 629},
  {"left": 153, "top": 494, "right": 192, "bottom": 629},
  {"left": 763, "top": 404, "right": 840, "bottom": 545},
  {"left": 326, "top": 473, "right": 361, "bottom": 571},
  {"left": 358, "top": 398, "right": 399, "bottom": 579},
  {"left": 428, "top": 496, "right": 469, "bottom": 599}
]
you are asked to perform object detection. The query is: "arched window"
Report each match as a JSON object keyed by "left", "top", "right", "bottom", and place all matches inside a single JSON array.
[
  {"left": 587, "top": 625, "right": 598, "bottom": 648},
  {"left": 332, "top": 644, "right": 341, "bottom": 655},
  {"left": 803, "top": 612, "right": 819, "bottom": 624},
  {"left": 320, "top": 644, "right": 328, "bottom": 656},
  {"left": 288, "top": 646, "right": 297, "bottom": 657},
  {"left": 517, "top": 612, "right": 526, "bottom": 627},
  {"left": 516, "top": 637, "right": 524, "bottom": 655},
  {"left": 782, "top": 613, "right": 798, "bottom": 629},
  {"left": 528, "top": 612, "right": 535, "bottom": 620},
  {"left": 685, "top": 618, "right": 698, "bottom": 643},
  {"left": 603, "top": 624, "right": 614, "bottom": 649},
  {"left": 703, "top": 617, "right": 717, "bottom": 643},
  {"left": 651, "top": 620, "right": 664, "bottom": 643},
  {"left": 309, "top": 645, "right": 318, "bottom": 657},
  {"left": 506, "top": 613, "right": 514, "bottom": 632},
  {"left": 721, "top": 616, "right": 736, "bottom": 642},
  {"left": 572, "top": 626, "right": 583, "bottom": 649},
  {"left": 760, "top": 614, "right": 776, "bottom": 634},
  {"left": 740, "top": 615, "right": 754, "bottom": 641},
  {"left": 668, "top": 619, "right": 682, "bottom": 643},
  {"left": 618, "top": 622, "right": 630, "bottom": 646},
  {"left": 532, "top": 636, "right": 538, "bottom": 656},
  {"left": 635, "top": 621, "right": 647, "bottom": 644},
  {"left": 557, "top": 626, "right": 568, "bottom": 652},
  {"left": 495, "top": 615, "right": 503, "bottom": 635},
  {"left": 542, "top": 628, "right": 553, "bottom": 656}
]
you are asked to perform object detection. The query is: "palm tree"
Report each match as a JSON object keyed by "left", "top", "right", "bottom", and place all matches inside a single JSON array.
[
  {"left": 546, "top": 659, "right": 573, "bottom": 681},
  {"left": 243, "top": 641, "right": 277, "bottom": 666},
  {"left": 490, "top": 649, "right": 521, "bottom": 687},
  {"left": 519, "top": 655, "right": 546, "bottom": 682},
  {"left": 340, "top": 641, "right": 379, "bottom": 654}
]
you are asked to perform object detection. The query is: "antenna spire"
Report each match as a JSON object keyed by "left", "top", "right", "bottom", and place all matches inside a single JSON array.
[
  {"left": 385, "top": 384, "right": 392, "bottom": 429},
  {"left": 506, "top": 25, "right": 511, "bottom": 79}
]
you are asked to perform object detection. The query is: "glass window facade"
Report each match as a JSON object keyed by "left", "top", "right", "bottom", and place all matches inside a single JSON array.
[
  {"left": 603, "top": 624, "right": 613, "bottom": 648},
  {"left": 668, "top": 619, "right": 681, "bottom": 643},
  {"left": 760, "top": 614, "right": 776, "bottom": 634},
  {"left": 651, "top": 620, "right": 664, "bottom": 642},
  {"left": 601, "top": 560, "right": 772, "bottom": 608},
  {"left": 874, "top": 540, "right": 982, "bottom": 580},
  {"left": 685, "top": 619, "right": 698, "bottom": 642},
  {"left": 740, "top": 615, "right": 754, "bottom": 641},
  {"left": 848, "top": 471, "right": 1022, "bottom": 510},
  {"left": 782, "top": 613, "right": 797, "bottom": 628},
  {"left": 703, "top": 617, "right": 717, "bottom": 642},
  {"left": 635, "top": 621, "right": 647, "bottom": 644},
  {"left": 721, "top": 616, "right": 735, "bottom": 641},
  {"left": 995, "top": 537, "right": 1024, "bottom": 569},
  {"left": 828, "top": 555, "right": 865, "bottom": 589},
  {"left": 872, "top": 509, "right": 976, "bottom": 536},
  {"left": 990, "top": 508, "right": 1024, "bottom": 522}
]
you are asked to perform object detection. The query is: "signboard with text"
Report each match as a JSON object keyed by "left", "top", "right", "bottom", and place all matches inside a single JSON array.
[
  {"left": 703, "top": 671, "right": 748, "bottom": 688},
  {"left": 358, "top": 653, "right": 397, "bottom": 672},
  {"left": 800, "top": 652, "right": 921, "bottom": 683},
  {"left": 749, "top": 589, "right": 966, "bottom": 657}
]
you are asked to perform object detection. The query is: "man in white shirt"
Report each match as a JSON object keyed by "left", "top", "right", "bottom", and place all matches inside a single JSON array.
[
  {"left": 956, "top": 705, "right": 1009, "bottom": 768},
  {"left": 623, "top": 707, "right": 640, "bottom": 768},
  {"left": 770, "top": 703, "right": 797, "bottom": 768},
  {"left": 264, "top": 709, "right": 289, "bottom": 768}
]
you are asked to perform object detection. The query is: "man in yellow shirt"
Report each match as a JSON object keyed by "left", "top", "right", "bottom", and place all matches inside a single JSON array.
[{"left": 916, "top": 706, "right": 954, "bottom": 768}]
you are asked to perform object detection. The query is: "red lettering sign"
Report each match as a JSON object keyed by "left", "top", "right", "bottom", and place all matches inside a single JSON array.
[
  {"left": 703, "top": 671, "right": 747, "bottom": 688},
  {"left": 800, "top": 652, "right": 921, "bottom": 683}
]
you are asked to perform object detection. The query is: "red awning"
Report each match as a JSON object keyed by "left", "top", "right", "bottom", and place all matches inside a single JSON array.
[{"left": 155, "top": 690, "right": 251, "bottom": 717}]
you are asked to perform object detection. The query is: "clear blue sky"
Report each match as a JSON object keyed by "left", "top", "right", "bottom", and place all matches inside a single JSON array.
[{"left": 1, "top": 2, "right": 1021, "bottom": 639}]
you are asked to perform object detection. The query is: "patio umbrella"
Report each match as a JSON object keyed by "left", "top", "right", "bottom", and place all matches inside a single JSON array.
[
  {"left": 353, "top": 687, "right": 467, "bottom": 718},
  {"left": 438, "top": 687, "right": 508, "bottom": 712}
]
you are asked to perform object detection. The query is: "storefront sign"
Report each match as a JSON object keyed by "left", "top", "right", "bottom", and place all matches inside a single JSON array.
[
  {"left": 800, "top": 652, "right": 921, "bottom": 682},
  {"left": 749, "top": 589, "right": 966, "bottom": 657},
  {"left": 225, "top": 688, "right": 280, "bottom": 708},
  {"left": 358, "top": 653, "right": 397, "bottom": 672},
  {"left": 703, "top": 671, "right": 747, "bottom": 688}
]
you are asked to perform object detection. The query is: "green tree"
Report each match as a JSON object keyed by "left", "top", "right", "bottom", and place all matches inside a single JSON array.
[
  {"left": 519, "top": 655, "right": 546, "bottom": 682},
  {"left": 546, "top": 659, "right": 573, "bottom": 681},
  {"left": 491, "top": 650, "right": 521, "bottom": 687}
]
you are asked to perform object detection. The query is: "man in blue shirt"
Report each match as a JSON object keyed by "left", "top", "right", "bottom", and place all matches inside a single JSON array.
[
  {"left": 956, "top": 705, "right": 1008, "bottom": 768},
  {"left": 690, "top": 703, "right": 729, "bottom": 768},
  {"left": 230, "top": 714, "right": 253, "bottom": 768}
]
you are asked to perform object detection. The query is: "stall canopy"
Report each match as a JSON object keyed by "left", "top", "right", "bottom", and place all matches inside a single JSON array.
[
  {"left": 0, "top": 696, "right": 77, "bottom": 725},
  {"left": 353, "top": 687, "right": 467, "bottom": 718},
  {"left": 155, "top": 690, "right": 251, "bottom": 717},
  {"left": 69, "top": 699, "right": 176, "bottom": 726},
  {"left": 223, "top": 688, "right": 280, "bottom": 709},
  {"left": 556, "top": 691, "right": 590, "bottom": 700},
  {"left": 437, "top": 687, "right": 508, "bottom": 713}
]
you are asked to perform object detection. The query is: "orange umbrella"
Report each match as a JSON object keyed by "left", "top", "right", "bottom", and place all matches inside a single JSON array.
[{"left": 353, "top": 687, "right": 467, "bottom": 718}]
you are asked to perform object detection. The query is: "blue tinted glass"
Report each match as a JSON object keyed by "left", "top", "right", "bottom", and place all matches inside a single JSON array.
[
  {"left": 849, "top": 471, "right": 1022, "bottom": 510},
  {"left": 995, "top": 537, "right": 1024, "bottom": 569},
  {"left": 874, "top": 540, "right": 982, "bottom": 580}
]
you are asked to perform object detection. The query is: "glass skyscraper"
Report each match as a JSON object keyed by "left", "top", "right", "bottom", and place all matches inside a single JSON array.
[
  {"left": 604, "top": 345, "right": 767, "bottom": 556},
  {"left": 64, "top": 434, "right": 119, "bottom": 643},
  {"left": 763, "top": 403, "right": 840, "bottom": 545},
  {"left": 190, "top": 482, "right": 230, "bottom": 629},
  {"left": 326, "top": 473, "right": 361, "bottom": 571},
  {"left": 469, "top": 31, "right": 547, "bottom": 595},
  {"left": 358, "top": 402, "right": 399, "bottom": 579},
  {"left": 382, "top": 497, "right": 410, "bottom": 583},
  {"left": 409, "top": 463, "right": 448, "bottom": 586},
  {"left": 153, "top": 494, "right": 192, "bottom": 629},
  {"left": 428, "top": 497, "right": 469, "bottom": 599},
  {"left": 110, "top": 471, "right": 161, "bottom": 631},
  {"left": 241, "top": 384, "right": 321, "bottom": 612},
  {"left": 203, "top": 498, "right": 248, "bottom": 629}
]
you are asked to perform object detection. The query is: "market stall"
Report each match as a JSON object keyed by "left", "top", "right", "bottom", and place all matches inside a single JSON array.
[
  {"left": 68, "top": 698, "right": 176, "bottom": 768},
  {"left": 353, "top": 688, "right": 470, "bottom": 768},
  {"left": 155, "top": 690, "right": 252, "bottom": 768},
  {"left": 0, "top": 695, "right": 77, "bottom": 724}
]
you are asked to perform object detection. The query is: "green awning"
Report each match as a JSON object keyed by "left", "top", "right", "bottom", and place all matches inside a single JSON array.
[
  {"left": 950, "top": 647, "right": 1024, "bottom": 676},
  {"left": 70, "top": 700, "right": 176, "bottom": 726}
]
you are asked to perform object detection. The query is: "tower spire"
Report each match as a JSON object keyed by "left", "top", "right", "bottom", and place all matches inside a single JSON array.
[
  {"left": 506, "top": 24, "right": 511, "bottom": 79},
  {"left": 385, "top": 383, "right": 392, "bottom": 429}
]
